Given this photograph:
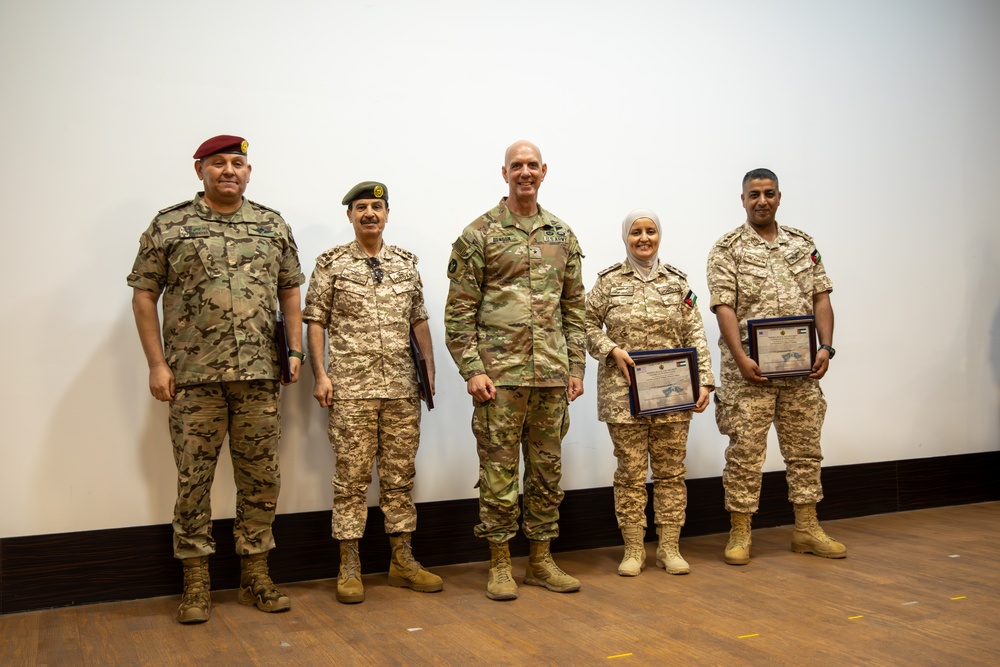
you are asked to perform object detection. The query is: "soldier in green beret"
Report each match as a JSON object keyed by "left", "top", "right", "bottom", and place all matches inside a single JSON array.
[
  {"left": 128, "top": 135, "right": 304, "bottom": 623},
  {"left": 304, "top": 181, "right": 443, "bottom": 604}
]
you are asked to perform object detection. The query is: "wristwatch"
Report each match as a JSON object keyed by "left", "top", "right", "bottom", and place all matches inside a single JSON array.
[
  {"left": 288, "top": 350, "right": 306, "bottom": 361},
  {"left": 819, "top": 344, "right": 836, "bottom": 359}
]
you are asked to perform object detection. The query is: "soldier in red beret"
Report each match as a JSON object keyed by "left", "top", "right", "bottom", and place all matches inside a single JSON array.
[{"left": 128, "top": 135, "right": 305, "bottom": 623}]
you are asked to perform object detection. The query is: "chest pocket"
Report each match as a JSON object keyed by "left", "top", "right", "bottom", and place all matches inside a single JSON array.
[
  {"left": 248, "top": 225, "right": 281, "bottom": 281},
  {"left": 608, "top": 285, "right": 635, "bottom": 308},
  {"left": 334, "top": 270, "right": 369, "bottom": 315},
  {"left": 786, "top": 249, "right": 814, "bottom": 293},
  {"left": 737, "top": 251, "right": 770, "bottom": 298},
  {"left": 658, "top": 284, "right": 683, "bottom": 306},
  {"left": 167, "top": 227, "right": 223, "bottom": 291}
]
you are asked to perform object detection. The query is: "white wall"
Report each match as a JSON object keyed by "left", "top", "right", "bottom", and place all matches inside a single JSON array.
[{"left": 1, "top": 0, "right": 997, "bottom": 539}]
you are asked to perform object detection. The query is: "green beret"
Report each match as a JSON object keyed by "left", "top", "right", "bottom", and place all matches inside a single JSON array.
[{"left": 342, "top": 181, "right": 388, "bottom": 206}]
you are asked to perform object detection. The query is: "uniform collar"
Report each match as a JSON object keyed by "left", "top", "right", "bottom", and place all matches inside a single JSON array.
[
  {"left": 497, "top": 197, "right": 552, "bottom": 233},
  {"left": 194, "top": 193, "right": 258, "bottom": 223},
  {"left": 741, "top": 220, "right": 789, "bottom": 248}
]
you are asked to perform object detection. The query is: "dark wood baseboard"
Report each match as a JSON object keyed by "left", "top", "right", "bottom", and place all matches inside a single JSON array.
[{"left": 3, "top": 451, "right": 997, "bottom": 614}]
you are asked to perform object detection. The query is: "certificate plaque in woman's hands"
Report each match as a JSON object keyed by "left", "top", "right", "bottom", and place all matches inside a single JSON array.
[
  {"left": 747, "top": 315, "right": 816, "bottom": 378},
  {"left": 627, "top": 348, "right": 700, "bottom": 416}
]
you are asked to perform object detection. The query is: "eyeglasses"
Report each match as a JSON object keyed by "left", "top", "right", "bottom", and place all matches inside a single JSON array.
[{"left": 366, "top": 257, "right": 384, "bottom": 284}]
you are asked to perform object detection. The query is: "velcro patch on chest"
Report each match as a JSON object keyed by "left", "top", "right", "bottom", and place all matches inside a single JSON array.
[
  {"left": 742, "top": 252, "right": 768, "bottom": 268},
  {"left": 338, "top": 269, "right": 370, "bottom": 286},
  {"left": 249, "top": 225, "right": 278, "bottom": 237},
  {"left": 179, "top": 226, "right": 210, "bottom": 238},
  {"left": 610, "top": 286, "right": 634, "bottom": 297},
  {"left": 389, "top": 269, "right": 414, "bottom": 283}
]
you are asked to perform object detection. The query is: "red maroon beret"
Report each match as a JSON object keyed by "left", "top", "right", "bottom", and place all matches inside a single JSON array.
[{"left": 193, "top": 135, "right": 248, "bottom": 159}]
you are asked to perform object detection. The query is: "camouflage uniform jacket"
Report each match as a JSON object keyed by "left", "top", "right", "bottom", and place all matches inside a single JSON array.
[
  {"left": 127, "top": 194, "right": 304, "bottom": 387},
  {"left": 586, "top": 261, "right": 716, "bottom": 423},
  {"left": 444, "top": 197, "right": 586, "bottom": 387},
  {"left": 706, "top": 222, "right": 832, "bottom": 371},
  {"left": 302, "top": 240, "right": 427, "bottom": 400}
]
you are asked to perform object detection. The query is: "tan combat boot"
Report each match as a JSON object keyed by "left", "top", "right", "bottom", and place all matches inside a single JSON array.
[
  {"left": 337, "top": 540, "right": 365, "bottom": 604},
  {"left": 524, "top": 540, "right": 581, "bottom": 593},
  {"left": 655, "top": 524, "right": 690, "bottom": 574},
  {"left": 238, "top": 553, "right": 291, "bottom": 612},
  {"left": 486, "top": 541, "right": 518, "bottom": 601},
  {"left": 177, "top": 556, "right": 211, "bottom": 624},
  {"left": 388, "top": 533, "right": 444, "bottom": 593},
  {"left": 792, "top": 504, "right": 847, "bottom": 558},
  {"left": 618, "top": 524, "right": 646, "bottom": 576},
  {"left": 724, "top": 513, "right": 753, "bottom": 565}
]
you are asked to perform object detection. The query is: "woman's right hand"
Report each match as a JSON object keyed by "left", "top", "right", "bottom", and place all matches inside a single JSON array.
[{"left": 609, "top": 347, "right": 635, "bottom": 386}]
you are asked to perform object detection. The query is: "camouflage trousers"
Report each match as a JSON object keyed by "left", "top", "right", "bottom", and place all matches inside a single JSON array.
[
  {"left": 329, "top": 398, "right": 421, "bottom": 540},
  {"left": 715, "top": 371, "right": 826, "bottom": 514},
  {"left": 472, "top": 386, "right": 569, "bottom": 543},
  {"left": 607, "top": 421, "right": 690, "bottom": 527},
  {"left": 169, "top": 380, "right": 281, "bottom": 559}
]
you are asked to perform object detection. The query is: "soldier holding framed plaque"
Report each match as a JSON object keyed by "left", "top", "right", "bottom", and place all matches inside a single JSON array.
[
  {"left": 587, "top": 209, "right": 715, "bottom": 579},
  {"left": 706, "top": 168, "right": 845, "bottom": 568}
]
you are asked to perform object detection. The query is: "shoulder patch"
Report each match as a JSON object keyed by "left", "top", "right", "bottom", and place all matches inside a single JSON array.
[
  {"left": 247, "top": 199, "right": 281, "bottom": 216},
  {"left": 157, "top": 199, "right": 193, "bottom": 215},
  {"left": 598, "top": 262, "right": 623, "bottom": 277},
  {"left": 388, "top": 245, "right": 418, "bottom": 265},
  {"left": 783, "top": 226, "right": 815, "bottom": 243},
  {"left": 715, "top": 228, "right": 742, "bottom": 248},
  {"left": 683, "top": 290, "right": 698, "bottom": 308},
  {"left": 660, "top": 262, "right": 687, "bottom": 279}
]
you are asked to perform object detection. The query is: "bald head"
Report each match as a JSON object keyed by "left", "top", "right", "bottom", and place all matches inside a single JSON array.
[
  {"left": 504, "top": 140, "right": 543, "bottom": 166},
  {"left": 502, "top": 140, "right": 547, "bottom": 215}
]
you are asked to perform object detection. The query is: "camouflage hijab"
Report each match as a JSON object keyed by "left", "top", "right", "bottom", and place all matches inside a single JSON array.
[{"left": 621, "top": 208, "right": 661, "bottom": 282}]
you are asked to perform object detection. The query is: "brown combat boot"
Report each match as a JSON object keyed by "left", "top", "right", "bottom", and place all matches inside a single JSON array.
[
  {"left": 524, "top": 540, "right": 581, "bottom": 593},
  {"left": 618, "top": 524, "right": 646, "bottom": 576},
  {"left": 486, "top": 541, "right": 518, "bottom": 601},
  {"left": 337, "top": 540, "right": 365, "bottom": 604},
  {"left": 655, "top": 524, "right": 690, "bottom": 574},
  {"left": 724, "top": 513, "right": 753, "bottom": 565},
  {"left": 177, "top": 556, "right": 211, "bottom": 624},
  {"left": 238, "top": 553, "right": 291, "bottom": 612},
  {"left": 792, "top": 504, "right": 847, "bottom": 558},
  {"left": 388, "top": 533, "right": 443, "bottom": 593}
]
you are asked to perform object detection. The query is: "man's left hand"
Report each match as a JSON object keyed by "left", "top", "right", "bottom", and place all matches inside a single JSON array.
[
  {"left": 809, "top": 349, "right": 830, "bottom": 379},
  {"left": 282, "top": 357, "right": 301, "bottom": 385}
]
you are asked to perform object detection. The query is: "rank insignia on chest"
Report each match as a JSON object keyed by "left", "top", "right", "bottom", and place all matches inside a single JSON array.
[
  {"left": 683, "top": 290, "right": 697, "bottom": 307},
  {"left": 811, "top": 249, "right": 821, "bottom": 264},
  {"left": 530, "top": 246, "right": 541, "bottom": 258}
]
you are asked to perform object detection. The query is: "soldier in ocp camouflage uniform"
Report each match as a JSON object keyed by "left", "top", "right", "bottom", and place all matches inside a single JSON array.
[
  {"left": 587, "top": 209, "right": 715, "bottom": 578},
  {"left": 444, "top": 140, "right": 585, "bottom": 601},
  {"left": 706, "top": 168, "right": 846, "bottom": 566},
  {"left": 304, "top": 181, "right": 442, "bottom": 605},
  {"left": 128, "top": 135, "right": 304, "bottom": 624}
]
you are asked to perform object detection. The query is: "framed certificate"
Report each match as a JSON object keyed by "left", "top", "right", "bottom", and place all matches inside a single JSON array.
[
  {"left": 747, "top": 315, "right": 816, "bottom": 378},
  {"left": 626, "top": 348, "right": 700, "bottom": 416},
  {"left": 409, "top": 329, "right": 434, "bottom": 410}
]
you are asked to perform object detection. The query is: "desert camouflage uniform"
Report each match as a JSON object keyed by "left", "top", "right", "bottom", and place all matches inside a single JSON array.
[
  {"left": 444, "top": 197, "right": 585, "bottom": 543},
  {"left": 127, "top": 194, "right": 304, "bottom": 558},
  {"left": 586, "top": 261, "right": 715, "bottom": 527},
  {"left": 707, "top": 222, "right": 832, "bottom": 514},
  {"left": 302, "top": 240, "right": 427, "bottom": 540}
]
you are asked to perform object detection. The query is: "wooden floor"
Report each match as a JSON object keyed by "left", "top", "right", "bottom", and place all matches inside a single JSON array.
[{"left": 2, "top": 503, "right": 998, "bottom": 666}]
